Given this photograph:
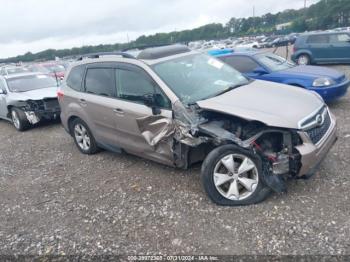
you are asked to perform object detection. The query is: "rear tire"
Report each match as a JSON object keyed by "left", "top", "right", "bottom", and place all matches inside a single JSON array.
[
  {"left": 71, "top": 118, "right": 99, "bottom": 155},
  {"left": 297, "top": 54, "right": 311, "bottom": 65},
  {"left": 11, "top": 108, "right": 30, "bottom": 131},
  {"left": 201, "top": 144, "right": 271, "bottom": 206}
]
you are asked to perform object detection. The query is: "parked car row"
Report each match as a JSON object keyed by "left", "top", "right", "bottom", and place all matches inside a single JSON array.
[
  {"left": 208, "top": 48, "right": 349, "bottom": 102},
  {"left": 1, "top": 61, "right": 68, "bottom": 80},
  {"left": 0, "top": 44, "right": 344, "bottom": 206},
  {"left": 188, "top": 29, "right": 350, "bottom": 67}
]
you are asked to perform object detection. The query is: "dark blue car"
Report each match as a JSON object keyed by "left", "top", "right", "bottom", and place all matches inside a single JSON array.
[{"left": 209, "top": 49, "right": 349, "bottom": 102}]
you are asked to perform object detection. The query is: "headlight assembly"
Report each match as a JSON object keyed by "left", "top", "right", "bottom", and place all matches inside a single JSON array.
[{"left": 312, "top": 77, "right": 335, "bottom": 87}]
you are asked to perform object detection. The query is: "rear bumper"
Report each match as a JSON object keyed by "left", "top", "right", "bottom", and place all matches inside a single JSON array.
[
  {"left": 295, "top": 112, "right": 337, "bottom": 177},
  {"left": 310, "top": 79, "right": 350, "bottom": 102}
]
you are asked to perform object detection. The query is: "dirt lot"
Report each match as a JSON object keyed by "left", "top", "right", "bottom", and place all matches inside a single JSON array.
[{"left": 0, "top": 55, "right": 350, "bottom": 256}]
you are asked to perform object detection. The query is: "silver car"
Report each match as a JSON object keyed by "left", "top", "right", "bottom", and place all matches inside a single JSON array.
[
  {"left": 0, "top": 72, "right": 61, "bottom": 131},
  {"left": 59, "top": 45, "right": 337, "bottom": 206}
]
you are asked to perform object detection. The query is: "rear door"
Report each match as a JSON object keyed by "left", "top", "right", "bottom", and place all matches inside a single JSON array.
[
  {"left": 305, "top": 34, "right": 332, "bottom": 62},
  {"left": 329, "top": 33, "right": 350, "bottom": 61},
  {"left": 112, "top": 63, "right": 174, "bottom": 164},
  {"left": 80, "top": 63, "right": 121, "bottom": 148}
]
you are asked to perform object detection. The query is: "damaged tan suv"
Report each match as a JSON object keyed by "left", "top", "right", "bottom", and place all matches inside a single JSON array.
[{"left": 59, "top": 45, "right": 337, "bottom": 206}]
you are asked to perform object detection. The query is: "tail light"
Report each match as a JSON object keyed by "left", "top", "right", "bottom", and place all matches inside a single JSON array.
[
  {"left": 57, "top": 90, "right": 64, "bottom": 100},
  {"left": 293, "top": 45, "right": 296, "bottom": 53}
]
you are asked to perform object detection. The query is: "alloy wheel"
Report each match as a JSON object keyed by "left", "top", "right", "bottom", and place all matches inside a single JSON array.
[
  {"left": 74, "top": 124, "right": 91, "bottom": 151},
  {"left": 213, "top": 154, "right": 259, "bottom": 201}
]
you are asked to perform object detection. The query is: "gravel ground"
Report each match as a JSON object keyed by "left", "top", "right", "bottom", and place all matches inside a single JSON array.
[{"left": 0, "top": 56, "right": 350, "bottom": 257}]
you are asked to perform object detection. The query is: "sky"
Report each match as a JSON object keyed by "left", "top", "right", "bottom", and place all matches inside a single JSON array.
[{"left": 0, "top": 0, "right": 320, "bottom": 58}]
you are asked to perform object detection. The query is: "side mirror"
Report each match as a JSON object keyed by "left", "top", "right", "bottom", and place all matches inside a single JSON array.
[
  {"left": 143, "top": 93, "right": 161, "bottom": 115},
  {"left": 0, "top": 89, "right": 7, "bottom": 95},
  {"left": 253, "top": 67, "right": 268, "bottom": 75}
]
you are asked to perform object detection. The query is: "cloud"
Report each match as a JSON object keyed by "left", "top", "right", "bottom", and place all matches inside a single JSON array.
[{"left": 0, "top": 0, "right": 319, "bottom": 58}]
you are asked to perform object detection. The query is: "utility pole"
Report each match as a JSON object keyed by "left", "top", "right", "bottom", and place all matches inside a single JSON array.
[
  {"left": 304, "top": 0, "right": 307, "bottom": 9},
  {"left": 253, "top": 6, "right": 255, "bottom": 17}
]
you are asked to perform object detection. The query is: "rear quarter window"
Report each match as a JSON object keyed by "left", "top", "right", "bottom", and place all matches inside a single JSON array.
[{"left": 66, "top": 65, "right": 85, "bottom": 91}]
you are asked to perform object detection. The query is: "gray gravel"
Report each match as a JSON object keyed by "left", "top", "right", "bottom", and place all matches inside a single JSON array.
[{"left": 0, "top": 61, "right": 350, "bottom": 256}]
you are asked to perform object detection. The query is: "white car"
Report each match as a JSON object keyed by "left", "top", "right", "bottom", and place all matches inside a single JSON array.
[{"left": 236, "top": 41, "right": 260, "bottom": 49}]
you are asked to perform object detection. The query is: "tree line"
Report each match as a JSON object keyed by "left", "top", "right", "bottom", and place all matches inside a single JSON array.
[{"left": 1, "top": 0, "right": 349, "bottom": 63}]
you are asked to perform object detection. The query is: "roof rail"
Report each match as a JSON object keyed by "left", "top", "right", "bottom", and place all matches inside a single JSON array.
[{"left": 76, "top": 52, "right": 135, "bottom": 61}]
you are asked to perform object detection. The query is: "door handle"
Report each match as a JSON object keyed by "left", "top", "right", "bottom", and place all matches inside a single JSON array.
[
  {"left": 113, "top": 108, "right": 124, "bottom": 114},
  {"left": 79, "top": 99, "right": 87, "bottom": 107}
]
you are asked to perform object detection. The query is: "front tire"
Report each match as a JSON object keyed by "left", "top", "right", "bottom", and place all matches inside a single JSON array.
[
  {"left": 71, "top": 118, "right": 99, "bottom": 155},
  {"left": 201, "top": 144, "right": 271, "bottom": 206},
  {"left": 11, "top": 108, "right": 30, "bottom": 131}
]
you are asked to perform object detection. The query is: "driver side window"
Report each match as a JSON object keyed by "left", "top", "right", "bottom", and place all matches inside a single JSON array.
[{"left": 116, "top": 68, "right": 171, "bottom": 109}]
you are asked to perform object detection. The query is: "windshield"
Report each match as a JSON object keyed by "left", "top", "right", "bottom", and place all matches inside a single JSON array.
[
  {"left": 6, "top": 74, "right": 57, "bottom": 92},
  {"left": 255, "top": 53, "right": 295, "bottom": 72},
  {"left": 152, "top": 54, "right": 249, "bottom": 104},
  {"left": 6, "top": 67, "right": 29, "bottom": 75}
]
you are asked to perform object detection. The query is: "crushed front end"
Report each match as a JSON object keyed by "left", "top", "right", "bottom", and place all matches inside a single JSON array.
[{"left": 11, "top": 98, "right": 61, "bottom": 124}]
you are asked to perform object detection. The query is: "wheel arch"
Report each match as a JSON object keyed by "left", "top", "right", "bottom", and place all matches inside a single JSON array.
[{"left": 67, "top": 115, "right": 80, "bottom": 135}]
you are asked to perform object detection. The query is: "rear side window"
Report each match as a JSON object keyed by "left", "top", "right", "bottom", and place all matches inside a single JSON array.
[
  {"left": 306, "top": 35, "right": 330, "bottom": 44},
  {"left": 85, "top": 68, "right": 115, "bottom": 97},
  {"left": 221, "top": 56, "right": 259, "bottom": 73},
  {"left": 67, "top": 65, "right": 85, "bottom": 91},
  {"left": 330, "top": 33, "right": 350, "bottom": 43}
]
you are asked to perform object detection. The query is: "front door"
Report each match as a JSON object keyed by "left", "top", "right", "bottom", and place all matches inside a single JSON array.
[{"left": 112, "top": 64, "right": 174, "bottom": 165}]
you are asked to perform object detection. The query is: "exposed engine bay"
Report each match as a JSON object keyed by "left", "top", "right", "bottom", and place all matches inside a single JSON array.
[{"left": 137, "top": 102, "right": 303, "bottom": 193}]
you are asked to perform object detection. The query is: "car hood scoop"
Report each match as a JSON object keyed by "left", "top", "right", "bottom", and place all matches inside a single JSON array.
[{"left": 197, "top": 80, "right": 324, "bottom": 129}]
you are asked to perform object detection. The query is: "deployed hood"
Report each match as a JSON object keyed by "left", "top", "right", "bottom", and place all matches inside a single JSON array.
[
  {"left": 197, "top": 80, "right": 324, "bottom": 129},
  {"left": 282, "top": 65, "right": 344, "bottom": 81},
  {"left": 8, "top": 87, "right": 58, "bottom": 101}
]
